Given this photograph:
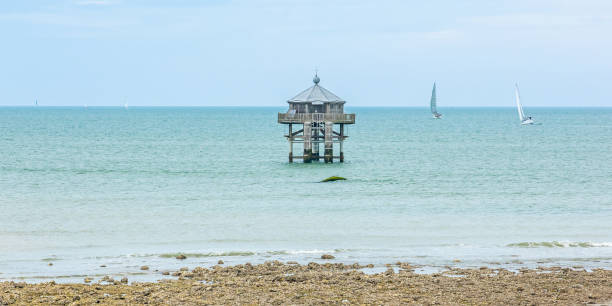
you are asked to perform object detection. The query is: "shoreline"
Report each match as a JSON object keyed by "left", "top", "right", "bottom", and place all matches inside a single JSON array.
[{"left": 2, "top": 262, "right": 611, "bottom": 304}]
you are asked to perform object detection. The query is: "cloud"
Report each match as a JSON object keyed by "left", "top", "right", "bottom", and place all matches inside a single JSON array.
[
  {"left": 75, "top": 0, "right": 116, "bottom": 6},
  {"left": 466, "top": 14, "right": 612, "bottom": 29}
]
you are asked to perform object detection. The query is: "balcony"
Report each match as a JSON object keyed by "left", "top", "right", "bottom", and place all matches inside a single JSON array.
[{"left": 278, "top": 112, "right": 355, "bottom": 124}]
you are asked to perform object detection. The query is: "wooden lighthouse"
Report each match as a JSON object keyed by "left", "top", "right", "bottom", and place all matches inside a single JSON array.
[{"left": 278, "top": 74, "right": 356, "bottom": 163}]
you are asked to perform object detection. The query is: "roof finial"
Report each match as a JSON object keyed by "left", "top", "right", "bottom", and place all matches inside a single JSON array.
[{"left": 313, "top": 68, "right": 320, "bottom": 84}]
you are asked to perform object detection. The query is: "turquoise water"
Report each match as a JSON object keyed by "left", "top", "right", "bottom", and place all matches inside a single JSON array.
[{"left": 1, "top": 107, "right": 611, "bottom": 282}]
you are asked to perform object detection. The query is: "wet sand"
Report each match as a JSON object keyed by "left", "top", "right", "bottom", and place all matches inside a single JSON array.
[{"left": 1, "top": 262, "right": 611, "bottom": 305}]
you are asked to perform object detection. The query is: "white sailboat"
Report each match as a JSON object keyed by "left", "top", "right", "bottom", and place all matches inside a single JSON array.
[
  {"left": 430, "top": 82, "right": 442, "bottom": 119},
  {"left": 515, "top": 84, "right": 534, "bottom": 125}
]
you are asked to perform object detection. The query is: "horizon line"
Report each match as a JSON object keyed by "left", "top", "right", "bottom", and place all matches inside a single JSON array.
[{"left": 1, "top": 105, "right": 610, "bottom": 108}]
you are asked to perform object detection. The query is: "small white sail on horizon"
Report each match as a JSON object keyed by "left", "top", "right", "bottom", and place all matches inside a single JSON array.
[
  {"left": 430, "top": 82, "right": 442, "bottom": 119},
  {"left": 515, "top": 84, "right": 534, "bottom": 125}
]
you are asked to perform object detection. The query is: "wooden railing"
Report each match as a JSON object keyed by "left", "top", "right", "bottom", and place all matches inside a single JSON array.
[{"left": 278, "top": 113, "right": 355, "bottom": 124}]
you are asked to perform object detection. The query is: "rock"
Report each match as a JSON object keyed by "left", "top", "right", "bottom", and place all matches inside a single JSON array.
[
  {"left": 287, "top": 261, "right": 299, "bottom": 265},
  {"left": 180, "top": 267, "right": 188, "bottom": 271},
  {"left": 48, "top": 262, "right": 53, "bottom": 266},
  {"left": 321, "top": 254, "right": 335, "bottom": 260},
  {"left": 218, "top": 260, "right": 224, "bottom": 265},
  {"left": 84, "top": 278, "right": 92, "bottom": 283},
  {"left": 321, "top": 176, "right": 346, "bottom": 182},
  {"left": 120, "top": 277, "right": 128, "bottom": 283},
  {"left": 100, "top": 265, "right": 107, "bottom": 267},
  {"left": 176, "top": 254, "right": 187, "bottom": 260},
  {"left": 162, "top": 271, "right": 170, "bottom": 275},
  {"left": 453, "top": 259, "right": 461, "bottom": 263},
  {"left": 101, "top": 276, "right": 114, "bottom": 283},
  {"left": 140, "top": 266, "right": 149, "bottom": 271}
]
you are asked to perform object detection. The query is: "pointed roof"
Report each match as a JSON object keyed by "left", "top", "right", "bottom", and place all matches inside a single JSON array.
[{"left": 288, "top": 74, "right": 345, "bottom": 104}]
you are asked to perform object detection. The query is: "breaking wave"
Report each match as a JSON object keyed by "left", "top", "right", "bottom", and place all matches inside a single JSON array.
[{"left": 506, "top": 241, "right": 612, "bottom": 248}]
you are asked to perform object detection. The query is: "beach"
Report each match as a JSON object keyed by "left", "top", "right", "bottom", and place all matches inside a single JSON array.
[{"left": 2, "top": 262, "right": 611, "bottom": 305}]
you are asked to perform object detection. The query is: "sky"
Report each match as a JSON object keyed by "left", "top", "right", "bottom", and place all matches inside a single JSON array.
[{"left": 1, "top": 0, "right": 611, "bottom": 107}]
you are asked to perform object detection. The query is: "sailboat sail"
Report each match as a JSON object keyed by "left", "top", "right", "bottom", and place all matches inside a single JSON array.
[
  {"left": 430, "top": 83, "right": 442, "bottom": 118},
  {"left": 515, "top": 84, "right": 526, "bottom": 122},
  {"left": 430, "top": 83, "right": 437, "bottom": 114}
]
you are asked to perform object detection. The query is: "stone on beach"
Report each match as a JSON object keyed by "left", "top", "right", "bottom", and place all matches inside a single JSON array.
[
  {"left": 176, "top": 254, "right": 187, "bottom": 260},
  {"left": 218, "top": 260, "right": 224, "bottom": 264},
  {"left": 120, "top": 277, "right": 128, "bottom": 284},
  {"left": 321, "top": 254, "right": 335, "bottom": 259},
  {"left": 140, "top": 266, "right": 149, "bottom": 271}
]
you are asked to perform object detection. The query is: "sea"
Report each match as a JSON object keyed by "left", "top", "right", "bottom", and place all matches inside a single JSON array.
[{"left": 1, "top": 107, "right": 611, "bottom": 282}]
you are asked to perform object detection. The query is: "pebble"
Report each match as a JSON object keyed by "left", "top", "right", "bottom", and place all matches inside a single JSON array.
[
  {"left": 140, "top": 266, "right": 149, "bottom": 271},
  {"left": 121, "top": 277, "right": 128, "bottom": 284},
  {"left": 218, "top": 260, "right": 224, "bottom": 265},
  {"left": 176, "top": 254, "right": 187, "bottom": 260},
  {"left": 321, "top": 254, "right": 335, "bottom": 260}
]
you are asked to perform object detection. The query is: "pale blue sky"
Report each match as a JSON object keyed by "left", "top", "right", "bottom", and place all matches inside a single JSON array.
[{"left": 1, "top": 0, "right": 611, "bottom": 106}]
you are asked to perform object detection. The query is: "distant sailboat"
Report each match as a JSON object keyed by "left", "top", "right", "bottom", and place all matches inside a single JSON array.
[
  {"left": 515, "top": 84, "right": 534, "bottom": 125},
  {"left": 430, "top": 82, "right": 442, "bottom": 119},
  {"left": 35, "top": 99, "right": 38, "bottom": 107}
]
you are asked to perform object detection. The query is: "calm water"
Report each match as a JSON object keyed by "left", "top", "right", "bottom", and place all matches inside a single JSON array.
[{"left": 1, "top": 107, "right": 611, "bottom": 282}]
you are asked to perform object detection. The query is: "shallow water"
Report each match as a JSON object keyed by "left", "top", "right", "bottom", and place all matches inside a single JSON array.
[{"left": 1, "top": 107, "right": 611, "bottom": 282}]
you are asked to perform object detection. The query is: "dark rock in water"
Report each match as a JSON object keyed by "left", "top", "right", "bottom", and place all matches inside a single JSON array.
[
  {"left": 48, "top": 262, "right": 53, "bottom": 266},
  {"left": 180, "top": 267, "right": 188, "bottom": 271},
  {"left": 176, "top": 254, "right": 187, "bottom": 260},
  {"left": 121, "top": 277, "right": 128, "bottom": 283},
  {"left": 218, "top": 260, "right": 224, "bottom": 265},
  {"left": 162, "top": 271, "right": 170, "bottom": 275},
  {"left": 321, "top": 254, "right": 335, "bottom": 260},
  {"left": 140, "top": 266, "right": 149, "bottom": 271},
  {"left": 100, "top": 265, "right": 107, "bottom": 268},
  {"left": 321, "top": 176, "right": 346, "bottom": 182}
]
